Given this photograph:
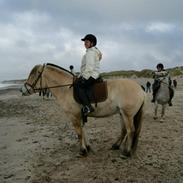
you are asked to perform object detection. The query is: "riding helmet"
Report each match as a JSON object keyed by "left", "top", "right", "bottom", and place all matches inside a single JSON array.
[
  {"left": 69, "top": 65, "right": 74, "bottom": 70},
  {"left": 156, "top": 63, "right": 164, "bottom": 69},
  {"left": 81, "top": 34, "right": 97, "bottom": 46}
]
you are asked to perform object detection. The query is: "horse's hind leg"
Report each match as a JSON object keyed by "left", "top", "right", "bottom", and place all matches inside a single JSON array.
[
  {"left": 112, "top": 113, "right": 126, "bottom": 150},
  {"left": 121, "top": 114, "right": 135, "bottom": 157},
  {"left": 153, "top": 103, "right": 158, "bottom": 120},
  {"left": 160, "top": 104, "right": 166, "bottom": 122}
]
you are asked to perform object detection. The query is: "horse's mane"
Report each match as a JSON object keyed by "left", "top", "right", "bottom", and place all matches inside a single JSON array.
[
  {"left": 46, "top": 63, "right": 75, "bottom": 77},
  {"left": 30, "top": 65, "right": 40, "bottom": 76}
]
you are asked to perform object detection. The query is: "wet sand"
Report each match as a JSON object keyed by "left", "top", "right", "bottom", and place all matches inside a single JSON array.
[{"left": 0, "top": 78, "right": 183, "bottom": 183}]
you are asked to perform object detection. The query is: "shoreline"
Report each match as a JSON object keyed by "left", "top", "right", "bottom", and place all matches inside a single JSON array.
[{"left": 0, "top": 86, "right": 22, "bottom": 95}]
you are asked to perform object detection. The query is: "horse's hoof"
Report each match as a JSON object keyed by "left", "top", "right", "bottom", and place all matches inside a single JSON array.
[
  {"left": 79, "top": 148, "right": 88, "bottom": 156},
  {"left": 120, "top": 149, "right": 131, "bottom": 158},
  {"left": 86, "top": 145, "right": 91, "bottom": 152},
  {"left": 153, "top": 116, "right": 158, "bottom": 120},
  {"left": 86, "top": 145, "right": 95, "bottom": 154},
  {"left": 160, "top": 118, "right": 164, "bottom": 123},
  {"left": 120, "top": 154, "right": 128, "bottom": 159},
  {"left": 111, "top": 144, "right": 120, "bottom": 150}
]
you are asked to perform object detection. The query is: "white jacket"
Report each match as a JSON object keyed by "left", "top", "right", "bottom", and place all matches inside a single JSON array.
[
  {"left": 80, "top": 47, "right": 102, "bottom": 80},
  {"left": 153, "top": 70, "right": 170, "bottom": 84}
]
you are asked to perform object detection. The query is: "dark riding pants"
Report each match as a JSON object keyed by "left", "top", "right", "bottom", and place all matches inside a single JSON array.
[
  {"left": 169, "top": 87, "right": 174, "bottom": 101},
  {"left": 152, "top": 80, "right": 160, "bottom": 97},
  {"left": 76, "top": 77, "right": 96, "bottom": 106}
]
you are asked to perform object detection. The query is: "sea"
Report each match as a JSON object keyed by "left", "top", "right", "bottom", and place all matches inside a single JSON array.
[{"left": 0, "top": 83, "right": 21, "bottom": 89}]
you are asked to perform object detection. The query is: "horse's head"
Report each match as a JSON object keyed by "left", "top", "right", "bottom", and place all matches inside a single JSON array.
[{"left": 20, "top": 64, "right": 44, "bottom": 96}]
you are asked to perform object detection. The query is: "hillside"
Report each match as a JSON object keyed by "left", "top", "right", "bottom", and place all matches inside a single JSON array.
[
  {"left": 101, "top": 66, "right": 183, "bottom": 78},
  {"left": 1, "top": 66, "right": 183, "bottom": 84}
]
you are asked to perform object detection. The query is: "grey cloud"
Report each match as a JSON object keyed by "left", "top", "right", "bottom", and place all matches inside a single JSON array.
[{"left": 0, "top": 0, "right": 183, "bottom": 81}]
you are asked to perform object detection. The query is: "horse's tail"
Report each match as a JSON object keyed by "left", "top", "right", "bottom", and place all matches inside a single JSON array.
[{"left": 132, "top": 98, "right": 145, "bottom": 154}]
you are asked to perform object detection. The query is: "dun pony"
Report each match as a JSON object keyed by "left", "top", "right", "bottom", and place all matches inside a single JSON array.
[{"left": 20, "top": 63, "right": 146, "bottom": 157}]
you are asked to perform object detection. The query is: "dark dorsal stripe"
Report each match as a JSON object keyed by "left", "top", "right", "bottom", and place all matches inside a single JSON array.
[{"left": 46, "top": 63, "right": 75, "bottom": 76}]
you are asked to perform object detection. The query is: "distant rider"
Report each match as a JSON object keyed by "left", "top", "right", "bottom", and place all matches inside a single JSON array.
[{"left": 151, "top": 63, "right": 174, "bottom": 106}]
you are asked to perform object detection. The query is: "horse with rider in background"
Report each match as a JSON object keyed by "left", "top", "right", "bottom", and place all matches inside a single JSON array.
[{"left": 151, "top": 63, "right": 174, "bottom": 121}]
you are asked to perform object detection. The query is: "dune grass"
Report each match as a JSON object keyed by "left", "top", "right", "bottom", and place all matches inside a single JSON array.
[{"left": 101, "top": 66, "right": 183, "bottom": 78}]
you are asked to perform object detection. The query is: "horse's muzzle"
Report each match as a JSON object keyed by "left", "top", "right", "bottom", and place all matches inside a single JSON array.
[{"left": 20, "top": 85, "right": 32, "bottom": 96}]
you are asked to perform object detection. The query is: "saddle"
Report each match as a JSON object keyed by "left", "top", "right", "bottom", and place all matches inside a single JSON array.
[{"left": 73, "top": 77, "right": 108, "bottom": 105}]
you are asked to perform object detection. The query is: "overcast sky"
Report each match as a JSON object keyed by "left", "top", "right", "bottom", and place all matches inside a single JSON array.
[{"left": 0, "top": 0, "right": 183, "bottom": 81}]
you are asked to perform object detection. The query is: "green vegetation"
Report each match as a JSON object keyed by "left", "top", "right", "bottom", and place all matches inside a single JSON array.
[
  {"left": 101, "top": 66, "right": 183, "bottom": 78},
  {"left": 168, "top": 66, "right": 183, "bottom": 76}
]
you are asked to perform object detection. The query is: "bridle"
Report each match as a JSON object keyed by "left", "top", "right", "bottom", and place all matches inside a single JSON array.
[{"left": 24, "top": 64, "right": 73, "bottom": 94}]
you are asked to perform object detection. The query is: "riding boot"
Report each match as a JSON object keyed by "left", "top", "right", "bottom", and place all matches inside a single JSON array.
[
  {"left": 151, "top": 82, "right": 160, "bottom": 103},
  {"left": 151, "top": 97, "right": 155, "bottom": 103},
  {"left": 168, "top": 87, "right": 174, "bottom": 106}
]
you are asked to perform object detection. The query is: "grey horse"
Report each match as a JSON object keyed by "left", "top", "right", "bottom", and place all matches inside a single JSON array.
[{"left": 153, "top": 77, "right": 171, "bottom": 122}]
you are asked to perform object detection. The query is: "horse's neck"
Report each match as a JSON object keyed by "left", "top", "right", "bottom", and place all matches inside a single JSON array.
[
  {"left": 160, "top": 82, "right": 169, "bottom": 89},
  {"left": 44, "top": 67, "right": 73, "bottom": 85},
  {"left": 43, "top": 68, "right": 73, "bottom": 99},
  {"left": 158, "top": 83, "right": 169, "bottom": 97}
]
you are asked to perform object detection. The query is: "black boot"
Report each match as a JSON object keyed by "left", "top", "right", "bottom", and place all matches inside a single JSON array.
[
  {"left": 168, "top": 87, "right": 174, "bottom": 106},
  {"left": 151, "top": 89, "right": 156, "bottom": 103},
  {"left": 151, "top": 99, "right": 155, "bottom": 103},
  {"left": 151, "top": 82, "right": 160, "bottom": 103},
  {"left": 151, "top": 96, "right": 155, "bottom": 103}
]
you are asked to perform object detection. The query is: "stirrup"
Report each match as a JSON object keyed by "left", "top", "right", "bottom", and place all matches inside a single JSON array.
[{"left": 82, "top": 105, "right": 94, "bottom": 115}]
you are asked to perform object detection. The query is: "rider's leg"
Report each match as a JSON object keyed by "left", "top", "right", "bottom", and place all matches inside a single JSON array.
[
  {"left": 151, "top": 90, "right": 156, "bottom": 102},
  {"left": 168, "top": 87, "right": 174, "bottom": 106},
  {"left": 151, "top": 81, "right": 160, "bottom": 103},
  {"left": 77, "top": 77, "right": 95, "bottom": 115}
]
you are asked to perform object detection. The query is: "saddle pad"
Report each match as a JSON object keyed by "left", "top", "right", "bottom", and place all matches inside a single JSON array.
[
  {"left": 92, "top": 81, "right": 108, "bottom": 103},
  {"left": 73, "top": 80, "right": 108, "bottom": 104}
]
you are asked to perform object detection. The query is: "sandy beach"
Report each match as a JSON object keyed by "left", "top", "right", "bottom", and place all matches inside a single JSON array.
[{"left": 0, "top": 77, "right": 183, "bottom": 183}]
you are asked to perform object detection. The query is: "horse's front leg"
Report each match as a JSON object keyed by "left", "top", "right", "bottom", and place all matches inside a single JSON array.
[
  {"left": 160, "top": 104, "right": 166, "bottom": 122},
  {"left": 72, "top": 118, "right": 89, "bottom": 156}
]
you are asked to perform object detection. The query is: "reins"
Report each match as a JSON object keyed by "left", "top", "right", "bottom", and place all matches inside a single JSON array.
[{"left": 34, "top": 83, "right": 73, "bottom": 91}]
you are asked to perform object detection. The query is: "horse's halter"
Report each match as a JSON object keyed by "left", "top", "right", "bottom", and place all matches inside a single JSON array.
[{"left": 24, "top": 64, "right": 45, "bottom": 94}]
